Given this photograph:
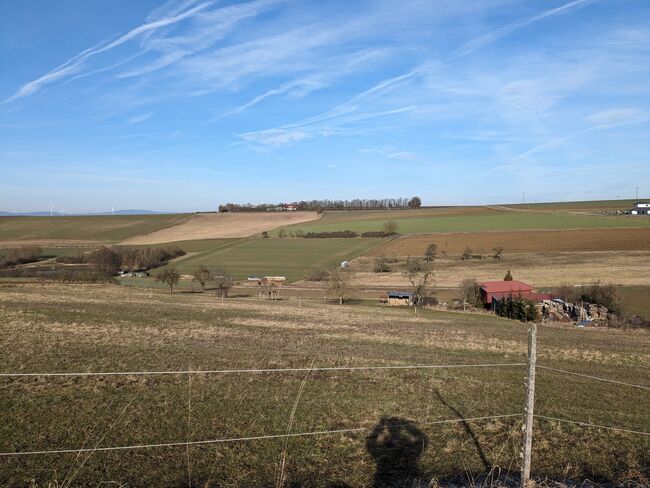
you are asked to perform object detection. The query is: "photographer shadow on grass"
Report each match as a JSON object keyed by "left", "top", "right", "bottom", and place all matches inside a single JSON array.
[{"left": 364, "top": 416, "right": 429, "bottom": 488}]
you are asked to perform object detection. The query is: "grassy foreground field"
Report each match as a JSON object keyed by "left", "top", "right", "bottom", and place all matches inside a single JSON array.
[
  {"left": 167, "top": 237, "right": 386, "bottom": 281},
  {"left": 0, "top": 284, "right": 648, "bottom": 486},
  {"left": 279, "top": 209, "right": 650, "bottom": 236},
  {"left": 0, "top": 214, "right": 190, "bottom": 243}
]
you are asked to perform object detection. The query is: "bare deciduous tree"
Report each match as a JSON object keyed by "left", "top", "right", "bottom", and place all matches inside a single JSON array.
[
  {"left": 404, "top": 257, "right": 434, "bottom": 307},
  {"left": 424, "top": 243, "right": 438, "bottom": 262},
  {"left": 156, "top": 268, "right": 180, "bottom": 294},
  {"left": 326, "top": 267, "right": 355, "bottom": 305},
  {"left": 461, "top": 247, "right": 472, "bottom": 261},
  {"left": 192, "top": 265, "right": 210, "bottom": 292},
  {"left": 373, "top": 255, "right": 391, "bottom": 273},
  {"left": 213, "top": 270, "right": 236, "bottom": 299},
  {"left": 383, "top": 221, "right": 398, "bottom": 236},
  {"left": 492, "top": 247, "right": 504, "bottom": 260},
  {"left": 457, "top": 279, "right": 481, "bottom": 311}
]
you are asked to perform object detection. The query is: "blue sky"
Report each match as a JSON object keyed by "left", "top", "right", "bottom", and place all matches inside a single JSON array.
[{"left": 1, "top": 0, "right": 649, "bottom": 212}]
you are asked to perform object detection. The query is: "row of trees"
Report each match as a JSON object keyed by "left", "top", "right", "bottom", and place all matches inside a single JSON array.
[
  {"left": 155, "top": 266, "right": 237, "bottom": 296},
  {"left": 57, "top": 246, "right": 185, "bottom": 275},
  {"left": 0, "top": 246, "right": 43, "bottom": 269},
  {"left": 219, "top": 197, "right": 421, "bottom": 212},
  {"left": 277, "top": 221, "right": 400, "bottom": 239}
]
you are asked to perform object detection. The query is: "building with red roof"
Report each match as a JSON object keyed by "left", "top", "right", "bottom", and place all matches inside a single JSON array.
[{"left": 479, "top": 280, "right": 533, "bottom": 305}]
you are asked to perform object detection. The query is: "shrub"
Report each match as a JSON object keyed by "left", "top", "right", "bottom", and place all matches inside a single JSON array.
[
  {"left": 580, "top": 282, "right": 623, "bottom": 315},
  {"left": 361, "top": 231, "right": 389, "bottom": 238},
  {"left": 304, "top": 230, "right": 358, "bottom": 238},
  {"left": 494, "top": 296, "right": 539, "bottom": 322},
  {"left": 373, "top": 255, "right": 391, "bottom": 273},
  {"left": 383, "top": 221, "right": 398, "bottom": 236},
  {"left": 306, "top": 267, "right": 329, "bottom": 282}
]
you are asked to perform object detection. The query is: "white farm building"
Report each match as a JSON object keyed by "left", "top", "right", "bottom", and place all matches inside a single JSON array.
[{"left": 630, "top": 202, "right": 650, "bottom": 215}]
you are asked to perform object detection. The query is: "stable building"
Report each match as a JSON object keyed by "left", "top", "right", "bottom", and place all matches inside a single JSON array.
[{"left": 380, "top": 290, "right": 415, "bottom": 306}]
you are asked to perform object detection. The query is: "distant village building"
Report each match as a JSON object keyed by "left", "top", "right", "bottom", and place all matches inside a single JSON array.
[{"left": 630, "top": 202, "right": 650, "bottom": 215}]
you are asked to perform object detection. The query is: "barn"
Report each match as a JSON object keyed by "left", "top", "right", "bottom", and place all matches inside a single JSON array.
[
  {"left": 479, "top": 280, "right": 533, "bottom": 306},
  {"left": 479, "top": 280, "right": 551, "bottom": 308},
  {"left": 380, "top": 290, "right": 415, "bottom": 306}
]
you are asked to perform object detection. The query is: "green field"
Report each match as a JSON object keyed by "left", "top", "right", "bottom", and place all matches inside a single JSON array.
[
  {"left": 504, "top": 199, "right": 641, "bottom": 211},
  {"left": 0, "top": 284, "right": 647, "bottom": 486},
  {"left": 619, "top": 286, "right": 650, "bottom": 319},
  {"left": 165, "top": 237, "right": 385, "bottom": 281},
  {"left": 0, "top": 214, "right": 189, "bottom": 242},
  {"left": 278, "top": 210, "right": 650, "bottom": 235}
]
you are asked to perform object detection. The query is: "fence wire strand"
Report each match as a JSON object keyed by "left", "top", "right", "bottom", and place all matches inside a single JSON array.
[
  {"left": 0, "top": 362, "right": 525, "bottom": 378},
  {"left": 537, "top": 365, "right": 650, "bottom": 391},
  {"left": 534, "top": 415, "right": 650, "bottom": 436},
  {"left": 0, "top": 414, "right": 522, "bottom": 457}
]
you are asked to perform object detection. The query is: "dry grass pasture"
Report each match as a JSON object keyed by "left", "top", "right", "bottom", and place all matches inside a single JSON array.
[
  {"left": 351, "top": 251, "right": 650, "bottom": 287},
  {"left": 122, "top": 211, "right": 320, "bottom": 244},
  {"left": 0, "top": 283, "right": 648, "bottom": 486}
]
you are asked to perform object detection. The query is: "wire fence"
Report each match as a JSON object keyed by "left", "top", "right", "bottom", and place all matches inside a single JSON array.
[{"left": 1, "top": 338, "right": 648, "bottom": 479}]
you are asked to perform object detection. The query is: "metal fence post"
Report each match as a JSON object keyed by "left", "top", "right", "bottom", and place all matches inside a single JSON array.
[{"left": 522, "top": 323, "right": 537, "bottom": 487}]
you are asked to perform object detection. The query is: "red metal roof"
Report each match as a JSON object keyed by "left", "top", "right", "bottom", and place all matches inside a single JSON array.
[{"left": 479, "top": 280, "right": 533, "bottom": 293}]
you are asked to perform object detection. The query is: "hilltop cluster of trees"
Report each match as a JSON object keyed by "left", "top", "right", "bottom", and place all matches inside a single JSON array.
[
  {"left": 219, "top": 197, "right": 421, "bottom": 212},
  {"left": 0, "top": 246, "right": 43, "bottom": 269}
]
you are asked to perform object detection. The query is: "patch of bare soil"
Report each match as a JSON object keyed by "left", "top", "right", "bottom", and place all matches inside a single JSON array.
[{"left": 121, "top": 211, "right": 320, "bottom": 244}]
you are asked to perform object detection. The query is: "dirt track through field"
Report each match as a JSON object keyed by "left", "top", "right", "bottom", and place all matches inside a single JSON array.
[{"left": 121, "top": 211, "right": 319, "bottom": 244}]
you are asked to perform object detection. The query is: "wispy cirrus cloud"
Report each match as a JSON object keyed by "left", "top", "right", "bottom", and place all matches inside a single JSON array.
[
  {"left": 3, "top": 0, "right": 218, "bottom": 103},
  {"left": 450, "top": 0, "right": 597, "bottom": 59},
  {"left": 127, "top": 112, "right": 153, "bottom": 124}
]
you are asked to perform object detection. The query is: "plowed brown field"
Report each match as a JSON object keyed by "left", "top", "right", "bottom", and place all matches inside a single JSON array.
[{"left": 367, "top": 227, "right": 650, "bottom": 257}]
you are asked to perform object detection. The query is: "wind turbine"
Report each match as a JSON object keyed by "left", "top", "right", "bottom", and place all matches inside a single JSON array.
[
  {"left": 60, "top": 206, "right": 64, "bottom": 217},
  {"left": 49, "top": 202, "right": 54, "bottom": 217}
]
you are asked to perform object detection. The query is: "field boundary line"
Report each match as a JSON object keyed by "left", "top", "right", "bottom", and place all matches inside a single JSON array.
[
  {"left": 0, "top": 414, "right": 521, "bottom": 457},
  {"left": 537, "top": 365, "right": 650, "bottom": 391},
  {"left": 534, "top": 415, "right": 650, "bottom": 436},
  {"left": 0, "top": 362, "right": 526, "bottom": 378}
]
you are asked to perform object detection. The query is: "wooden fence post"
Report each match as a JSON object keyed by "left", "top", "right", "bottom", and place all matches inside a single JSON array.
[{"left": 522, "top": 323, "right": 537, "bottom": 487}]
